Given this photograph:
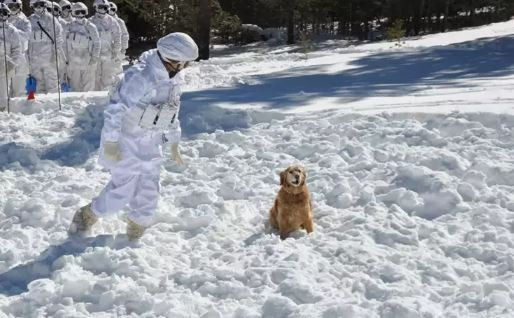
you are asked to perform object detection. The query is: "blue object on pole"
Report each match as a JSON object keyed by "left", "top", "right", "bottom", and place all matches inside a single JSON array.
[
  {"left": 26, "top": 74, "right": 37, "bottom": 96},
  {"left": 61, "top": 81, "right": 71, "bottom": 92}
]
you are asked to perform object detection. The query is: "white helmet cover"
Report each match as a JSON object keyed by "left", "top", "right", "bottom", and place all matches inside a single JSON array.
[
  {"left": 29, "top": 0, "right": 44, "bottom": 6},
  {"left": 157, "top": 32, "right": 199, "bottom": 62},
  {"left": 0, "top": 2, "right": 9, "bottom": 20},
  {"left": 0, "top": 3, "right": 10, "bottom": 12},
  {"left": 72, "top": 1, "right": 87, "bottom": 14},
  {"left": 59, "top": 0, "right": 71, "bottom": 7},
  {"left": 51, "top": 2, "right": 61, "bottom": 11},
  {"left": 4, "top": 0, "right": 21, "bottom": 13},
  {"left": 5, "top": 0, "right": 22, "bottom": 5},
  {"left": 93, "top": 0, "right": 109, "bottom": 8}
]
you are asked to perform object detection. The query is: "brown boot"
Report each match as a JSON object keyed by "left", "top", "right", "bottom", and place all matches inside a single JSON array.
[
  {"left": 126, "top": 218, "right": 146, "bottom": 241},
  {"left": 68, "top": 204, "right": 98, "bottom": 236}
]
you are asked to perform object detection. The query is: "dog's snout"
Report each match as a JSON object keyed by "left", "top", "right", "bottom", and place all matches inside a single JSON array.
[{"left": 291, "top": 173, "right": 301, "bottom": 185}]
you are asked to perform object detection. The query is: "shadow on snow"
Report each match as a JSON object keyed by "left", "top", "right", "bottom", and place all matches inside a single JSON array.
[
  {"left": 2, "top": 35, "right": 514, "bottom": 169},
  {"left": 184, "top": 35, "right": 514, "bottom": 110},
  {"left": 0, "top": 234, "right": 132, "bottom": 296}
]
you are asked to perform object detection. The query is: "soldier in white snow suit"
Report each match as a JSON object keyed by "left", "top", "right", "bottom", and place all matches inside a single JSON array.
[
  {"left": 64, "top": 2, "right": 100, "bottom": 92},
  {"left": 69, "top": 33, "right": 198, "bottom": 240},
  {"left": 27, "top": 0, "right": 66, "bottom": 93},
  {"left": 50, "top": 2, "right": 66, "bottom": 26},
  {"left": 4, "top": 0, "right": 31, "bottom": 97},
  {"left": 49, "top": 1, "right": 68, "bottom": 83},
  {"left": 108, "top": 2, "right": 128, "bottom": 75},
  {"left": 89, "top": 0, "right": 121, "bottom": 91},
  {"left": 0, "top": 3, "right": 22, "bottom": 108},
  {"left": 58, "top": 0, "right": 75, "bottom": 86},
  {"left": 59, "top": 0, "right": 74, "bottom": 24}
]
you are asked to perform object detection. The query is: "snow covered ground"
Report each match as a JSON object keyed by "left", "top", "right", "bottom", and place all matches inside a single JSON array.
[{"left": 1, "top": 20, "right": 514, "bottom": 317}]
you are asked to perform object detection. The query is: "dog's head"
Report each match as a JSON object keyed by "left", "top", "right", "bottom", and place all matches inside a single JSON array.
[{"left": 280, "top": 165, "right": 307, "bottom": 189}]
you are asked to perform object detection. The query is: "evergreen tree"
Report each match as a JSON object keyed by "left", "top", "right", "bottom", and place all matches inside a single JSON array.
[{"left": 67, "top": 0, "right": 514, "bottom": 58}]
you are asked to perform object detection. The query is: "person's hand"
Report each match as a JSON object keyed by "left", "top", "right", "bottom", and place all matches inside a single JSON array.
[
  {"left": 104, "top": 141, "right": 121, "bottom": 162},
  {"left": 170, "top": 143, "right": 183, "bottom": 165}
]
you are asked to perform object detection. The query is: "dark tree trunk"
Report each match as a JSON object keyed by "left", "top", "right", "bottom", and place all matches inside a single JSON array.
[
  {"left": 286, "top": 0, "right": 295, "bottom": 44},
  {"left": 436, "top": 11, "right": 442, "bottom": 32},
  {"left": 197, "top": 0, "right": 212, "bottom": 60},
  {"left": 413, "top": 0, "right": 424, "bottom": 35},
  {"left": 443, "top": 0, "right": 451, "bottom": 32},
  {"left": 469, "top": 0, "right": 476, "bottom": 26},
  {"left": 424, "top": 0, "right": 431, "bottom": 33}
]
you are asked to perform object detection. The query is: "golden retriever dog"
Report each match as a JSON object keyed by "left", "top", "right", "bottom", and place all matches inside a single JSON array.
[{"left": 269, "top": 165, "right": 313, "bottom": 239}]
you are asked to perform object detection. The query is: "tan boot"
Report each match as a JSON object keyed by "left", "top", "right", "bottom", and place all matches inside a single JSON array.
[
  {"left": 68, "top": 204, "right": 98, "bottom": 236},
  {"left": 126, "top": 218, "right": 146, "bottom": 241}
]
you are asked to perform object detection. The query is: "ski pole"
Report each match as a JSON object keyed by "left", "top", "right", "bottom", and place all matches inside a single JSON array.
[
  {"left": 50, "top": 3, "right": 61, "bottom": 111},
  {"left": 2, "top": 20, "right": 10, "bottom": 113},
  {"left": 26, "top": 42, "right": 36, "bottom": 101}
]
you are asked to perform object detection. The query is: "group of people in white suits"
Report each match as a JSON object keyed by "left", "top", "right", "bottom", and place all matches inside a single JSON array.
[{"left": 0, "top": 0, "right": 129, "bottom": 109}]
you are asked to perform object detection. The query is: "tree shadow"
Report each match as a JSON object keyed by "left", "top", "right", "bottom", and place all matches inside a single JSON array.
[
  {"left": 0, "top": 142, "right": 41, "bottom": 171},
  {"left": 0, "top": 234, "right": 132, "bottom": 296},
  {"left": 7, "top": 35, "right": 514, "bottom": 168},
  {"left": 0, "top": 101, "right": 256, "bottom": 169},
  {"left": 40, "top": 103, "right": 105, "bottom": 166},
  {"left": 184, "top": 35, "right": 514, "bottom": 111}
]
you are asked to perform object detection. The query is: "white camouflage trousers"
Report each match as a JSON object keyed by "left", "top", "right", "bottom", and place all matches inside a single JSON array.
[
  {"left": 31, "top": 64, "right": 58, "bottom": 93},
  {"left": 11, "top": 60, "right": 28, "bottom": 97},
  {"left": 91, "top": 173, "right": 160, "bottom": 227}
]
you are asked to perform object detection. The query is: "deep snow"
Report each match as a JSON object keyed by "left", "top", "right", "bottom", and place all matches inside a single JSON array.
[{"left": 1, "top": 20, "right": 514, "bottom": 318}]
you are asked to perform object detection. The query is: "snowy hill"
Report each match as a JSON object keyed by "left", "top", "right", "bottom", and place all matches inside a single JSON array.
[{"left": 1, "top": 20, "right": 514, "bottom": 318}]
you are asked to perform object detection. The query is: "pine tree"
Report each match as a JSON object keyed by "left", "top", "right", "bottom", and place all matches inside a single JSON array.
[{"left": 387, "top": 19, "right": 406, "bottom": 46}]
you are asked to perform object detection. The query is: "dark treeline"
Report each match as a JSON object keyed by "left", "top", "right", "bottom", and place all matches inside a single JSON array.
[
  {"left": 20, "top": 0, "right": 514, "bottom": 60},
  {"left": 219, "top": 0, "right": 514, "bottom": 43}
]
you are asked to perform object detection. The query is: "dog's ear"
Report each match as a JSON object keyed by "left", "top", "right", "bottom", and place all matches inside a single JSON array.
[
  {"left": 300, "top": 168, "right": 307, "bottom": 186},
  {"left": 280, "top": 170, "right": 287, "bottom": 186}
]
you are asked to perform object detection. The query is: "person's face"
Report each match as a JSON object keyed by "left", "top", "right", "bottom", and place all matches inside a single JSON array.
[
  {"left": 52, "top": 7, "right": 61, "bottom": 17},
  {"left": 163, "top": 59, "right": 188, "bottom": 74},
  {"left": 95, "top": 4, "right": 109, "bottom": 14},
  {"left": 0, "top": 8, "right": 9, "bottom": 21},
  {"left": 158, "top": 51, "right": 190, "bottom": 78},
  {"left": 62, "top": 4, "right": 71, "bottom": 17},
  {"left": 7, "top": 3, "right": 20, "bottom": 14},
  {"left": 73, "top": 9, "right": 87, "bottom": 20},
  {"left": 32, "top": 1, "right": 46, "bottom": 14}
]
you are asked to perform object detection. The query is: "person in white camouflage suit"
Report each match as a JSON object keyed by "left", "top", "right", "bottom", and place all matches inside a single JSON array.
[
  {"left": 0, "top": 3, "right": 22, "bottom": 109},
  {"left": 59, "top": 0, "right": 74, "bottom": 24},
  {"left": 69, "top": 33, "right": 198, "bottom": 240},
  {"left": 27, "top": 0, "right": 66, "bottom": 93},
  {"left": 57, "top": 0, "right": 75, "bottom": 89},
  {"left": 64, "top": 2, "right": 100, "bottom": 92},
  {"left": 3, "top": 0, "right": 31, "bottom": 97},
  {"left": 89, "top": 0, "right": 120, "bottom": 91},
  {"left": 108, "top": 2, "right": 128, "bottom": 75}
]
